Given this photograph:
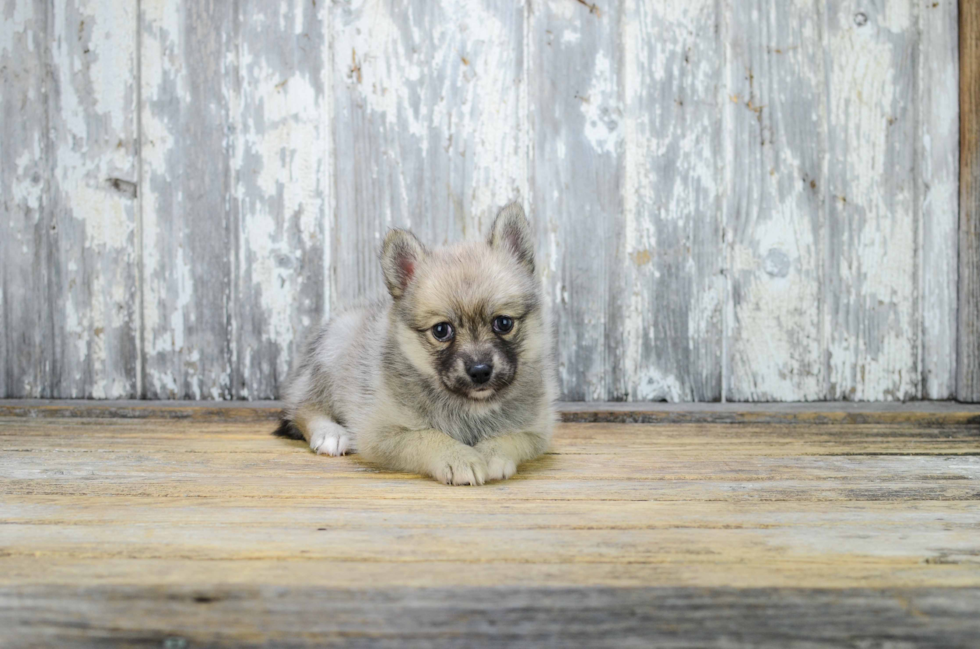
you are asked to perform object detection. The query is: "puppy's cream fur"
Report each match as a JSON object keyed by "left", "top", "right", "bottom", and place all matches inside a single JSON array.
[{"left": 276, "top": 203, "right": 557, "bottom": 485}]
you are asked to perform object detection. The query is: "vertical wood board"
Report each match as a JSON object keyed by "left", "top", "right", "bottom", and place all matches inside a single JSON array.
[
  {"left": 918, "top": 0, "right": 958, "bottom": 399},
  {"left": 530, "top": 0, "right": 625, "bottom": 400},
  {"left": 233, "top": 0, "right": 331, "bottom": 399},
  {"left": 1, "top": 0, "right": 139, "bottom": 399},
  {"left": 48, "top": 0, "right": 140, "bottom": 398},
  {"left": 825, "top": 0, "right": 918, "bottom": 401},
  {"left": 959, "top": 0, "right": 980, "bottom": 401},
  {"left": 726, "top": 0, "right": 826, "bottom": 401},
  {"left": 621, "top": 0, "right": 724, "bottom": 402},
  {"left": 1, "top": 1, "right": 49, "bottom": 398},
  {"left": 140, "top": 0, "right": 237, "bottom": 399}
]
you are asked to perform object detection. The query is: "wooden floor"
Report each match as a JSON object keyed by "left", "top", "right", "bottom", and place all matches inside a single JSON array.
[{"left": 2, "top": 408, "right": 980, "bottom": 647}]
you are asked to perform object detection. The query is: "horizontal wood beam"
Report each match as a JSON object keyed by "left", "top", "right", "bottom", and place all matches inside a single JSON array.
[{"left": 1, "top": 399, "right": 978, "bottom": 425}]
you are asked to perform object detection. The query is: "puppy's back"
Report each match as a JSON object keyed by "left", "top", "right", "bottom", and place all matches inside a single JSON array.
[{"left": 281, "top": 301, "right": 388, "bottom": 428}]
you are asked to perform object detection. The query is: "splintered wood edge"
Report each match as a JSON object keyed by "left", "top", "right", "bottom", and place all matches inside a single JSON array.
[{"left": 0, "top": 400, "right": 979, "bottom": 425}]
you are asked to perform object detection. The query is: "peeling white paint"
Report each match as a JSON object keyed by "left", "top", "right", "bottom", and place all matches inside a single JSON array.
[
  {"left": 580, "top": 51, "right": 622, "bottom": 156},
  {"left": 1, "top": 0, "right": 961, "bottom": 402},
  {"left": 917, "top": 0, "right": 958, "bottom": 398},
  {"left": 826, "top": 0, "right": 917, "bottom": 400}
]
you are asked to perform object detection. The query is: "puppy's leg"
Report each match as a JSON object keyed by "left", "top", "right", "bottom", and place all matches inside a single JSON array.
[
  {"left": 280, "top": 361, "right": 352, "bottom": 456},
  {"left": 359, "top": 427, "right": 489, "bottom": 486},
  {"left": 292, "top": 409, "right": 352, "bottom": 457},
  {"left": 475, "top": 431, "right": 550, "bottom": 481}
]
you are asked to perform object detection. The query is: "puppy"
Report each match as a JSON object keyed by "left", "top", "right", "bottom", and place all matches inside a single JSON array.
[{"left": 275, "top": 203, "right": 557, "bottom": 485}]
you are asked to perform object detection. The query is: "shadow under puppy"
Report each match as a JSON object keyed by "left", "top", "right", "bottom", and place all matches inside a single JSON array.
[{"left": 275, "top": 203, "right": 557, "bottom": 485}]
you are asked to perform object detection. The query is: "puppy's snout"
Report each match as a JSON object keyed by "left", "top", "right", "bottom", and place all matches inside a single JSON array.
[{"left": 466, "top": 361, "right": 493, "bottom": 385}]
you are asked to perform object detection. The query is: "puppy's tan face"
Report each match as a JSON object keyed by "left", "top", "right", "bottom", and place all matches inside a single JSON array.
[
  {"left": 382, "top": 204, "right": 542, "bottom": 402},
  {"left": 399, "top": 246, "right": 540, "bottom": 400}
]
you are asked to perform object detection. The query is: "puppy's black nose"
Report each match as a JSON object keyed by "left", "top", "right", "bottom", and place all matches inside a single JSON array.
[{"left": 466, "top": 362, "right": 493, "bottom": 385}]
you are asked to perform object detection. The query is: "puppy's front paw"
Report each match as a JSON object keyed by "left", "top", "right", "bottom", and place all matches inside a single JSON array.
[
  {"left": 431, "top": 446, "right": 488, "bottom": 486},
  {"left": 308, "top": 420, "right": 351, "bottom": 457},
  {"left": 485, "top": 455, "right": 517, "bottom": 481}
]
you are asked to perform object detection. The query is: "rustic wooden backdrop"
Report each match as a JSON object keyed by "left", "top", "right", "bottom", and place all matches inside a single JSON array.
[{"left": 0, "top": 0, "right": 966, "bottom": 402}]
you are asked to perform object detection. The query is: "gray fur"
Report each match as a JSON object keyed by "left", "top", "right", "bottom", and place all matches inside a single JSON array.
[{"left": 280, "top": 203, "right": 557, "bottom": 485}]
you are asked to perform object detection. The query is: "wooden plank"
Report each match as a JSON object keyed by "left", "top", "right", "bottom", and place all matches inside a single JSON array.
[
  {"left": 960, "top": 0, "right": 980, "bottom": 401},
  {"left": 2, "top": 555, "right": 978, "bottom": 591},
  {"left": 919, "top": 0, "right": 959, "bottom": 398},
  {"left": 47, "top": 0, "right": 141, "bottom": 399},
  {"left": 140, "top": 0, "right": 237, "bottom": 399},
  {"left": 7, "top": 495, "right": 977, "bottom": 561},
  {"left": 2, "top": 399, "right": 980, "bottom": 424},
  {"left": 726, "top": 0, "right": 825, "bottom": 400},
  {"left": 330, "top": 0, "right": 526, "bottom": 308},
  {"left": 825, "top": 0, "right": 918, "bottom": 400},
  {"left": 5, "top": 418, "right": 978, "bottom": 457},
  {"left": 621, "top": 0, "right": 723, "bottom": 401},
  {"left": 1, "top": 1, "right": 139, "bottom": 399},
  {"left": 3, "top": 419, "right": 979, "bottom": 496},
  {"left": 0, "top": 1, "right": 48, "bottom": 398},
  {"left": 531, "top": 0, "right": 625, "bottom": 400},
  {"left": 233, "top": 0, "right": 331, "bottom": 399},
  {"left": 8, "top": 495, "right": 979, "bottom": 528},
  {"left": 3, "top": 586, "right": 980, "bottom": 648}
]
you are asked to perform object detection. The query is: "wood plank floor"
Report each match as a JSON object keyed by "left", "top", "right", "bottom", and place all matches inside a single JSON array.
[{"left": 1, "top": 412, "right": 979, "bottom": 647}]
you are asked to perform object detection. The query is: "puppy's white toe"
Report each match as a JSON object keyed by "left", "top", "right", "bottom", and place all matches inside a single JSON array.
[
  {"left": 487, "top": 455, "right": 517, "bottom": 481},
  {"left": 308, "top": 419, "right": 351, "bottom": 457}
]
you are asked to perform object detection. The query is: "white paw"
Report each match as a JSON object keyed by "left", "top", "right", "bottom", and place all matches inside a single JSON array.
[
  {"left": 308, "top": 420, "right": 351, "bottom": 457},
  {"left": 486, "top": 455, "right": 517, "bottom": 481},
  {"left": 432, "top": 447, "right": 488, "bottom": 486}
]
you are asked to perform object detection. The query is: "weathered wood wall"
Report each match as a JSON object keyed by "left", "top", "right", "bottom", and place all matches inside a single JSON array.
[{"left": 0, "top": 0, "right": 965, "bottom": 401}]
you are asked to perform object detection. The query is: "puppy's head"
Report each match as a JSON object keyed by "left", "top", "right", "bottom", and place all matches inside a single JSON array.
[{"left": 381, "top": 203, "right": 544, "bottom": 402}]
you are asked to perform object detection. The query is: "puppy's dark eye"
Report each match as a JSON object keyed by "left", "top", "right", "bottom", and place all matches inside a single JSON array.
[
  {"left": 431, "top": 322, "right": 454, "bottom": 342},
  {"left": 492, "top": 315, "right": 514, "bottom": 334}
]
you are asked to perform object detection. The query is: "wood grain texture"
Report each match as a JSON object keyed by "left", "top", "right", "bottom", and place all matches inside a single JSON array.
[
  {"left": 960, "top": 0, "right": 980, "bottom": 401},
  {"left": 331, "top": 0, "right": 526, "bottom": 308},
  {"left": 0, "top": 416, "right": 978, "bottom": 645},
  {"left": 233, "top": 0, "right": 331, "bottom": 399},
  {"left": 140, "top": 0, "right": 237, "bottom": 399},
  {"left": 1, "top": 1, "right": 139, "bottom": 399},
  {"left": 50, "top": 0, "right": 140, "bottom": 399},
  {"left": 0, "top": 0, "right": 964, "bottom": 402},
  {"left": 140, "top": 0, "right": 329, "bottom": 400},
  {"left": 622, "top": 0, "right": 723, "bottom": 401},
  {"left": 919, "top": 0, "right": 958, "bottom": 399},
  {"left": 825, "top": 0, "right": 919, "bottom": 401},
  {"left": 3, "top": 586, "right": 980, "bottom": 649},
  {"left": 726, "top": 0, "right": 826, "bottom": 401},
  {"left": 531, "top": 0, "right": 626, "bottom": 400},
  {"left": 1, "top": 0, "right": 48, "bottom": 398}
]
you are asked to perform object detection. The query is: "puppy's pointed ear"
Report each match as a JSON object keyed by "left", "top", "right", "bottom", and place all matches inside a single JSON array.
[
  {"left": 488, "top": 202, "right": 534, "bottom": 273},
  {"left": 381, "top": 229, "right": 427, "bottom": 298}
]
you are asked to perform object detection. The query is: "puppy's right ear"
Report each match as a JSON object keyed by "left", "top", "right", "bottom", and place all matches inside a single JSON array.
[
  {"left": 381, "top": 229, "right": 427, "bottom": 298},
  {"left": 489, "top": 202, "right": 534, "bottom": 273}
]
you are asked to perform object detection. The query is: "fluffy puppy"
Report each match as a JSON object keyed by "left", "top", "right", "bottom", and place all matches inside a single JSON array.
[{"left": 275, "top": 203, "right": 557, "bottom": 485}]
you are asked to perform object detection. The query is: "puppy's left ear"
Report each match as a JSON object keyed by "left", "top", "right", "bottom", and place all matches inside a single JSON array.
[
  {"left": 488, "top": 202, "right": 534, "bottom": 273},
  {"left": 381, "top": 229, "right": 427, "bottom": 299}
]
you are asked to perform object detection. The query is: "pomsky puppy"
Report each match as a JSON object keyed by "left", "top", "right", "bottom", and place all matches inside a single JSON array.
[{"left": 275, "top": 203, "right": 557, "bottom": 485}]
